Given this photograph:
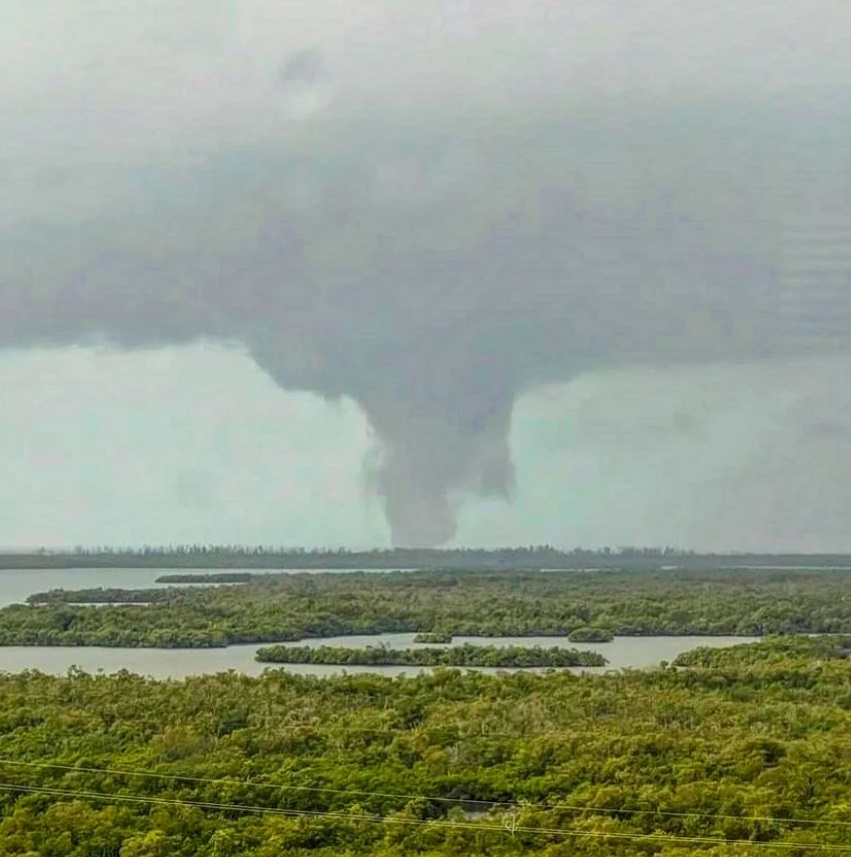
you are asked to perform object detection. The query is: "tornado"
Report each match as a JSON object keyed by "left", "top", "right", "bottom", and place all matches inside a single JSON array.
[{"left": 2, "top": 1, "right": 850, "bottom": 545}]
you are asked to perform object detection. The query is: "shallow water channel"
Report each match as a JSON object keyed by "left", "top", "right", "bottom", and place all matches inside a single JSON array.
[{"left": 0, "top": 567, "right": 757, "bottom": 678}]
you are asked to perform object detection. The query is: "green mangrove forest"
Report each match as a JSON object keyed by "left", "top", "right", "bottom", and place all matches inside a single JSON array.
[
  {"left": 254, "top": 643, "right": 606, "bottom": 668},
  {"left": 4, "top": 567, "right": 851, "bottom": 648},
  {"left": 1, "top": 636, "right": 851, "bottom": 854}
]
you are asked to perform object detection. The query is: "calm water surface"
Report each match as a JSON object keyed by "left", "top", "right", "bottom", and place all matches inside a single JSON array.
[
  {"left": 0, "top": 567, "right": 400, "bottom": 605},
  {"left": 0, "top": 567, "right": 228, "bottom": 605},
  {"left": 0, "top": 568, "right": 757, "bottom": 678},
  {"left": 0, "top": 634, "right": 756, "bottom": 680}
]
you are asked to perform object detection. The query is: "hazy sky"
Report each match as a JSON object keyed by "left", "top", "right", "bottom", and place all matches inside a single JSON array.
[{"left": 2, "top": 1, "right": 850, "bottom": 550}]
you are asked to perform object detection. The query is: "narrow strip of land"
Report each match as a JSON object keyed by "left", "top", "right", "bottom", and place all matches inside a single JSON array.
[
  {"left": 4, "top": 546, "right": 851, "bottom": 570},
  {"left": 255, "top": 643, "right": 607, "bottom": 668}
]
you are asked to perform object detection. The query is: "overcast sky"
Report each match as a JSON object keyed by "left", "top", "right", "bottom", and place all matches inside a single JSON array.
[{"left": 2, "top": 1, "right": 850, "bottom": 550}]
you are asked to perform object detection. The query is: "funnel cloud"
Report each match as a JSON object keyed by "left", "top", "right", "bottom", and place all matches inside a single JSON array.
[{"left": 2, "top": 1, "right": 850, "bottom": 545}]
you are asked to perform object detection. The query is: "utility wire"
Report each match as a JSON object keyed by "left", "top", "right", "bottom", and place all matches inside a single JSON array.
[
  {"left": 2, "top": 757, "right": 850, "bottom": 832},
  {"left": 2, "top": 781, "right": 851, "bottom": 852}
]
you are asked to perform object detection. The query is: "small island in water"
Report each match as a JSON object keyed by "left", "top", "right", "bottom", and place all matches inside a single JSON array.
[{"left": 255, "top": 643, "right": 607, "bottom": 668}]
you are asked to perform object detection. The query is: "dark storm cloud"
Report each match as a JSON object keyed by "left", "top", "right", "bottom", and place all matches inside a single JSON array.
[{"left": 2, "top": 1, "right": 850, "bottom": 544}]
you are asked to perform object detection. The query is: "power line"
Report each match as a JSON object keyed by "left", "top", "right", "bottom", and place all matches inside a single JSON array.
[
  {"left": 2, "top": 757, "right": 851, "bottom": 832},
  {"left": 2, "top": 781, "right": 851, "bottom": 852}
]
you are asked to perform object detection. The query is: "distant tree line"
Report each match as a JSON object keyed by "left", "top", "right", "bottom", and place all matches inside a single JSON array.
[{"left": 4, "top": 544, "right": 851, "bottom": 570}]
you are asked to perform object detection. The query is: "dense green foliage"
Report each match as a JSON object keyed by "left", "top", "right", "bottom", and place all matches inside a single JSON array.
[
  {"left": 4, "top": 637, "right": 851, "bottom": 854},
  {"left": 414, "top": 633, "right": 454, "bottom": 644},
  {"left": 4, "top": 544, "right": 851, "bottom": 570},
  {"left": 673, "top": 634, "right": 851, "bottom": 668},
  {"left": 4, "top": 568, "right": 851, "bottom": 648},
  {"left": 567, "top": 627, "right": 614, "bottom": 643},
  {"left": 254, "top": 643, "right": 606, "bottom": 668}
]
